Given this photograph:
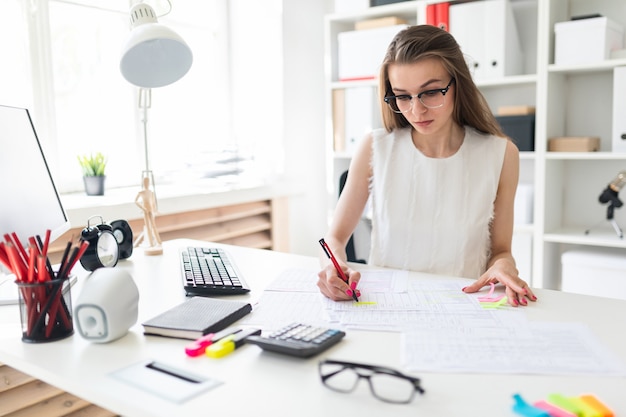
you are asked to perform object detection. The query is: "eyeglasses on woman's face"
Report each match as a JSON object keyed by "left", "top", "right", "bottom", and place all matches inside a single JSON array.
[
  {"left": 318, "top": 359, "right": 425, "bottom": 404},
  {"left": 384, "top": 78, "right": 455, "bottom": 113}
]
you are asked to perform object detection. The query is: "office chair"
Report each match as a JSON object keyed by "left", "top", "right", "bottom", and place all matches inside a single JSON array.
[{"left": 339, "top": 170, "right": 367, "bottom": 264}]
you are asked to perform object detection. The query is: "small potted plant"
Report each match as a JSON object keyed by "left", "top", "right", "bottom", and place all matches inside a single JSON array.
[{"left": 77, "top": 152, "right": 107, "bottom": 196}]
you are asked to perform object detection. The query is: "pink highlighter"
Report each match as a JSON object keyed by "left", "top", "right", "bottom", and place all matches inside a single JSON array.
[{"left": 184, "top": 327, "right": 242, "bottom": 357}]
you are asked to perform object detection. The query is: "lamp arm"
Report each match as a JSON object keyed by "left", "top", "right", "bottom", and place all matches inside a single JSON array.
[{"left": 138, "top": 87, "right": 152, "bottom": 173}]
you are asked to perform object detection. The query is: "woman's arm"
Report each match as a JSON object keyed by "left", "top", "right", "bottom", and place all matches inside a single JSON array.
[
  {"left": 463, "top": 139, "right": 537, "bottom": 306},
  {"left": 317, "top": 134, "right": 373, "bottom": 301}
]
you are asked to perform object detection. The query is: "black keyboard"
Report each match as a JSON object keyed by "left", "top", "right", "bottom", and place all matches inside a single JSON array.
[{"left": 180, "top": 247, "right": 250, "bottom": 296}]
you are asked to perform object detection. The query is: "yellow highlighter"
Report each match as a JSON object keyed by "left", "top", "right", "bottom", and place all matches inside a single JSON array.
[{"left": 206, "top": 327, "right": 261, "bottom": 358}]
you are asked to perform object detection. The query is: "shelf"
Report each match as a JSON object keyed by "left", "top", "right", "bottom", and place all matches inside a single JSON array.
[
  {"left": 476, "top": 74, "right": 538, "bottom": 88},
  {"left": 549, "top": 58, "right": 626, "bottom": 74},
  {"left": 545, "top": 152, "right": 626, "bottom": 160},
  {"left": 544, "top": 227, "right": 626, "bottom": 249}
]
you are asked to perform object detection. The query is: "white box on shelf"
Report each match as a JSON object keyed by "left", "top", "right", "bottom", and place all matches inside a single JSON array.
[
  {"left": 334, "top": 0, "right": 370, "bottom": 14},
  {"left": 554, "top": 17, "right": 623, "bottom": 66},
  {"left": 449, "top": 0, "right": 524, "bottom": 81},
  {"left": 514, "top": 183, "right": 534, "bottom": 225},
  {"left": 337, "top": 24, "right": 408, "bottom": 81},
  {"left": 561, "top": 248, "right": 626, "bottom": 300},
  {"left": 612, "top": 66, "right": 626, "bottom": 152}
]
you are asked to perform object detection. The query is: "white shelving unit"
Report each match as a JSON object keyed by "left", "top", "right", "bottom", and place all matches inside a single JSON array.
[{"left": 324, "top": 0, "right": 626, "bottom": 289}]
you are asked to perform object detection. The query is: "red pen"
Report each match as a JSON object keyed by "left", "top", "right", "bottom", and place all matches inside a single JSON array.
[
  {"left": 0, "top": 243, "right": 13, "bottom": 272},
  {"left": 319, "top": 238, "right": 359, "bottom": 302}
]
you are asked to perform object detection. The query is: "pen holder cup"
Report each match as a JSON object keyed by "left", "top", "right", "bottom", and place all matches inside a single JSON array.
[{"left": 17, "top": 278, "right": 74, "bottom": 343}]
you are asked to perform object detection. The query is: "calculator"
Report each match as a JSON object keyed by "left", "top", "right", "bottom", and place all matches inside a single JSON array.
[{"left": 244, "top": 322, "right": 346, "bottom": 358}]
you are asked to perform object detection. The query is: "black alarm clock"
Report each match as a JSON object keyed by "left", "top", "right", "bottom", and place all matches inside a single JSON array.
[
  {"left": 80, "top": 217, "right": 119, "bottom": 271},
  {"left": 111, "top": 219, "right": 134, "bottom": 260}
]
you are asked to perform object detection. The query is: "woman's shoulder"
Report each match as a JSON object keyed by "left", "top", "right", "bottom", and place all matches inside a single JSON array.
[
  {"left": 464, "top": 126, "right": 509, "bottom": 148},
  {"left": 462, "top": 126, "right": 511, "bottom": 159},
  {"left": 464, "top": 126, "right": 506, "bottom": 141}
]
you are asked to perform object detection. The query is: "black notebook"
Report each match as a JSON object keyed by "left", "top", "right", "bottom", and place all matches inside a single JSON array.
[{"left": 142, "top": 297, "right": 252, "bottom": 340}]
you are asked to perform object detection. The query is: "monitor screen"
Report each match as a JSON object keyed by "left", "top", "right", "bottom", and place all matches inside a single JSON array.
[{"left": 0, "top": 104, "right": 70, "bottom": 246}]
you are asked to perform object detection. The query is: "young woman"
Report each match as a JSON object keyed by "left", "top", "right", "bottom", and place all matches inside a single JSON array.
[{"left": 317, "top": 25, "right": 536, "bottom": 307}]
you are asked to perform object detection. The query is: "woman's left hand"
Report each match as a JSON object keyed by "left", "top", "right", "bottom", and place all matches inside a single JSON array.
[{"left": 462, "top": 259, "right": 537, "bottom": 307}]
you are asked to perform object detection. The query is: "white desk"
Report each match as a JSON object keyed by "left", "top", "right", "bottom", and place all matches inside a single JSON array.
[{"left": 1, "top": 239, "right": 625, "bottom": 417}]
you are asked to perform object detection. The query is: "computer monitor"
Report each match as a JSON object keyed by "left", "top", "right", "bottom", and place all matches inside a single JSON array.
[{"left": 0, "top": 104, "right": 70, "bottom": 248}]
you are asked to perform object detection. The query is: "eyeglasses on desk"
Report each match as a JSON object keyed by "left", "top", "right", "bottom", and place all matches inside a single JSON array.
[{"left": 318, "top": 359, "right": 425, "bottom": 404}]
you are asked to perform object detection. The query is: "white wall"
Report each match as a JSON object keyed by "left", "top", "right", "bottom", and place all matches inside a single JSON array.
[{"left": 282, "top": 0, "right": 333, "bottom": 257}]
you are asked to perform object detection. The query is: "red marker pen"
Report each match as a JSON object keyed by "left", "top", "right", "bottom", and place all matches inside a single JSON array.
[{"left": 319, "top": 238, "right": 359, "bottom": 302}]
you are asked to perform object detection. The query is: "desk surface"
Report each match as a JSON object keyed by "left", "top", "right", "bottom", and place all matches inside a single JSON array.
[{"left": 1, "top": 239, "right": 625, "bottom": 417}]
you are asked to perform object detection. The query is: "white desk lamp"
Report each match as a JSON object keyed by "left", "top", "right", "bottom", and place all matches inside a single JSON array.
[{"left": 119, "top": 1, "right": 193, "bottom": 255}]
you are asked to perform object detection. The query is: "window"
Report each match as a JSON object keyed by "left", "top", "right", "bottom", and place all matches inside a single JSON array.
[{"left": 2, "top": 0, "right": 283, "bottom": 194}]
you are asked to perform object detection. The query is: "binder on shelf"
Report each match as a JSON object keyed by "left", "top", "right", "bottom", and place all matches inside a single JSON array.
[
  {"left": 332, "top": 89, "right": 346, "bottom": 152},
  {"left": 449, "top": 0, "right": 523, "bottom": 81},
  {"left": 435, "top": 2, "right": 449, "bottom": 32},
  {"left": 426, "top": 2, "right": 449, "bottom": 32},
  {"left": 426, "top": 4, "right": 436, "bottom": 26},
  {"left": 344, "top": 86, "right": 380, "bottom": 154},
  {"left": 612, "top": 66, "right": 626, "bottom": 153}
]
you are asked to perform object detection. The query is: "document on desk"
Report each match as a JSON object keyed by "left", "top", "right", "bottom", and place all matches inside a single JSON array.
[
  {"left": 325, "top": 278, "right": 476, "bottom": 314},
  {"left": 239, "top": 291, "right": 333, "bottom": 331},
  {"left": 403, "top": 320, "right": 626, "bottom": 376},
  {"left": 249, "top": 268, "right": 626, "bottom": 376},
  {"left": 242, "top": 267, "right": 409, "bottom": 331}
]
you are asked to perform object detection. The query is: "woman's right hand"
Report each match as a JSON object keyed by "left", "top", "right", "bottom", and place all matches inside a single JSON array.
[{"left": 317, "top": 263, "right": 361, "bottom": 301}]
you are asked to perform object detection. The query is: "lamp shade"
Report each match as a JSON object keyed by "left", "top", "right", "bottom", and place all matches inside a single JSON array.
[{"left": 120, "top": 3, "right": 193, "bottom": 88}]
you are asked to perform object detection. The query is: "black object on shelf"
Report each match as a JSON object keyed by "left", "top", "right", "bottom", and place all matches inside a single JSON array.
[
  {"left": 495, "top": 114, "right": 536, "bottom": 152},
  {"left": 571, "top": 13, "right": 603, "bottom": 21},
  {"left": 370, "top": 0, "right": 411, "bottom": 6}
]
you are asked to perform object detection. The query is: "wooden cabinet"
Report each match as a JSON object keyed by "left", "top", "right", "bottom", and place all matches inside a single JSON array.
[
  {"left": 0, "top": 363, "right": 117, "bottom": 416},
  {"left": 48, "top": 197, "right": 289, "bottom": 264}
]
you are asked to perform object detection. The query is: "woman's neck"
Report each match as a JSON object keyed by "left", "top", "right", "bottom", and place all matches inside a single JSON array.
[{"left": 411, "top": 123, "right": 465, "bottom": 158}]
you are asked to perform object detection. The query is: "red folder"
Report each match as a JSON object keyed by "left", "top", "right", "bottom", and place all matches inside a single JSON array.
[
  {"left": 426, "top": 4, "right": 436, "bottom": 26},
  {"left": 435, "top": 2, "right": 449, "bottom": 32}
]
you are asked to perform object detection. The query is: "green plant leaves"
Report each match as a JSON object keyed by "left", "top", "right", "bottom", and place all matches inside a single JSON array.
[{"left": 77, "top": 152, "right": 107, "bottom": 177}]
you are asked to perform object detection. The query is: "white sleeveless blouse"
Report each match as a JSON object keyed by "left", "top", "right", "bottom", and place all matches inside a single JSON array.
[{"left": 368, "top": 127, "right": 507, "bottom": 279}]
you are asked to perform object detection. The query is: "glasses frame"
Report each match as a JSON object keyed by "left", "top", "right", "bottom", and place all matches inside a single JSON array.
[
  {"left": 384, "top": 78, "right": 455, "bottom": 113},
  {"left": 318, "top": 359, "right": 425, "bottom": 404}
]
